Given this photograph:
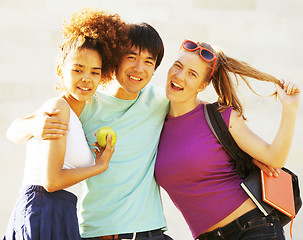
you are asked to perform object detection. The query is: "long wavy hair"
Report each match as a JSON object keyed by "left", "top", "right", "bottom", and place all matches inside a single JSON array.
[{"left": 196, "top": 42, "right": 282, "bottom": 118}]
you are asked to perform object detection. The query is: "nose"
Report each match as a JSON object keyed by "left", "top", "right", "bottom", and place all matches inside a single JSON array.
[
  {"left": 132, "top": 60, "right": 144, "bottom": 73},
  {"left": 174, "top": 69, "right": 185, "bottom": 81},
  {"left": 81, "top": 72, "right": 91, "bottom": 82}
]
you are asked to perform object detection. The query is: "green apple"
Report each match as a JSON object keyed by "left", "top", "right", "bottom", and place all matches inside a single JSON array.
[{"left": 96, "top": 126, "right": 117, "bottom": 148}]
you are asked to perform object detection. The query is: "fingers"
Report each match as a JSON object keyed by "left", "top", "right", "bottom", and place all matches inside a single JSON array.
[
  {"left": 275, "top": 80, "right": 301, "bottom": 107},
  {"left": 252, "top": 159, "right": 280, "bottom": 177},
  {"left": 45, "top": 109, "right": 61, "bottom": 117},
  {"left": 283, "top": 81, "right": 295, "bottom": 95},
  {"left": 41, "top": 133, "right": 66, "bottom": 140},
  {"left": 105, "top": 134, "right": 112, "bottom": 148},
  {"left": 264, "top": 166, "right": 280, "bottom": 177},
  {"left": 40, "top": 120, "right": 68, "bottom": 140},
  {"left": 38, "top": 108, "right": 68, "bottom": 128},
  {"left": 44, "top": 115, "right": 69, "bottom": 127},
  {"left": 101, "top": 134, "right": 115, "bottom": 154},
  {"left": 38, "top": 115, "right": 69, "bottom": 140},
  {"left": 44, "top": 121, "right": 69, "bottom": 132},
  {"left": 271, "top": 168, "right": 280, "bottom": 177},
  {"left": 93, "top": 146, "right": 99, "bottom": 155},
  {"left": 252, "top": 159, "right": 272, "bottom": 176},
  {"left": 93, "top": 134, "right": 115, "bottom": 156},
  {"left": 93, "top": 142, "right": 104, "bottom": 154},
  {"left": 279, "top": 80, "right": 300, "bottom": 95}
]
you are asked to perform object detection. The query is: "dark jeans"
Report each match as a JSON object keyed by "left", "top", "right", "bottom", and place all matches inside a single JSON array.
[
  {"left": 197, "top": 208, "right": 285, "bottom": 240},
  {"left": 81, "top": 229, "right": 173, "bottom": 240}
]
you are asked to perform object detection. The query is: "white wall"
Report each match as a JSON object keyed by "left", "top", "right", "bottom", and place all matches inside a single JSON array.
[{"left": 1, "top": 0, "right": 302, "bottom": 239}]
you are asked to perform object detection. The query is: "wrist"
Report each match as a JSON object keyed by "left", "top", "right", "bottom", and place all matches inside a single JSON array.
[
  {"left": 28, "top": 118, "right": 37, "bottom": 138},
  {"left": 94, "top": 162, "right": 109, "bottom": 175},
  {"left": 281, "top": 104, "right": 298, "bottom": 116}
]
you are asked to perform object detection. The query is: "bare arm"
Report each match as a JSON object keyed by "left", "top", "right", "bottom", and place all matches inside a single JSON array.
[
  {"left": 229, "top": 81, "right": 300, "bottom": 168},
  {"left": 6, "top": 108, "right": 69, "bottom": 144},
  {"left": 6, "top": 113, "right": 37, "bottom": 144},
  {"left": 41, "top": 98, "right": 114, "bottom": 192}
]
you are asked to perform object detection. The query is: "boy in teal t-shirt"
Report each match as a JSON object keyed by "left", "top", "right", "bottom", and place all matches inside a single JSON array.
[
  {"left": 79, "top": 85, "right": 169, "bottom": 237},
  {"left": 78, "top": 22, "right": 172, "bottom": 239}
]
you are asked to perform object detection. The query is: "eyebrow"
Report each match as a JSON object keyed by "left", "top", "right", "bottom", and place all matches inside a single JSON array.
[
  {"left": 190, "top": 68, "right": 199, "bottom": 77},
  {"left": 175, "top": 61, "right": 199, "bottom": 77},
  {"left": 73, "top": 64, "right": 102, "bottom": 70},
  {"left": 128, "top": 50, "right": 156, "bottom": 61},
  {"left": 128, "top": 50, "right": 138, "bottom": 55}
]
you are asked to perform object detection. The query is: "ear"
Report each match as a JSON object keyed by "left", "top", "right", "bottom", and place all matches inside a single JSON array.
[
  {"left": 197, "top": 81, "right": 209, "bottom": 93},
  {"left": 56, "top": 65, "right": 63, "bottom": 78}
]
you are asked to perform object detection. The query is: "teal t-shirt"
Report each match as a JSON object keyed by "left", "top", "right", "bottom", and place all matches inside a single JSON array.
[{"left": 78, "top": 85, "right": 169, "bottom": 237}]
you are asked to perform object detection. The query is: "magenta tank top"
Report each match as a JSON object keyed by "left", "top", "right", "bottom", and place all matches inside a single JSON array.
[{"left": 155, "top": 104, "right": 248, "bottom": 239}]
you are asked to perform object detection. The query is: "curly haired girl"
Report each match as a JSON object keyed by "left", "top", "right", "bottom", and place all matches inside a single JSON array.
[{"left": 4, "top": 8, "right": 128, "bottom": 240}]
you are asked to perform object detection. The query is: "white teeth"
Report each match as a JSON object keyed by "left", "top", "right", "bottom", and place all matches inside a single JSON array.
[
  {"left": 172, "top": 82, "right": 183, "bottom": 89},
  {"left": 130, "top": 76, "right": 141, "bottom": 81},
  {"left": 79, "top": 87, "right": 90, "bottom": 91}
]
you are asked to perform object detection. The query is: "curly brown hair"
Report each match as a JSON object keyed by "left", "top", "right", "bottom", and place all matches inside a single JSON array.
[{"left": 61, "top": 7, "right": 130, "bottom": 82}]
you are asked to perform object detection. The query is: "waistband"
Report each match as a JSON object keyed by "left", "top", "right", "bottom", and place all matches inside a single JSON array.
[
  {"left": 22, "top": 185, "right": 77, "bottom": 205},
  {"left": 197, "top": 208, "right": 271, "bottom": 240},
  {"left": 82, "top": 229, "right": 163, "bottom": 240}
]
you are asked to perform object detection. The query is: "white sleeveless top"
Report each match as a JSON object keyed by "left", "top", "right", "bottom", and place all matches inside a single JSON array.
[{"left": 22, "top": 103, "right": 94, "bottom": 196}]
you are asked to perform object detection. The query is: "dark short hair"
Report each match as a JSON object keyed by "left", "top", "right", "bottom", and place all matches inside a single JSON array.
[{"left": 128, "top": 22, "right": 164, "bottom": 70}]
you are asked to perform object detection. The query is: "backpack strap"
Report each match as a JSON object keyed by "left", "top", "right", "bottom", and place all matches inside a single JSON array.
[{"left": 204, "top": 102, "right": 256, "bottom": 179}]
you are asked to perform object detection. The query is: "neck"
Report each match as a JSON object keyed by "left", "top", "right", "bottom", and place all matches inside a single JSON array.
[
  {"left": 105, "top": 80, "right": 139, "bottom": 100},
  {"left": 63, "top": 95, "right": 85, "bottom": 117},
  {"left": 169, "top": 98, "right": 201, "bottom": 117}
]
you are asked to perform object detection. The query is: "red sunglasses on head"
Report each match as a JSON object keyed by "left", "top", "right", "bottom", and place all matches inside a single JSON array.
[{"left": 180, "top": 40, "right": 217, "bottom": 79}]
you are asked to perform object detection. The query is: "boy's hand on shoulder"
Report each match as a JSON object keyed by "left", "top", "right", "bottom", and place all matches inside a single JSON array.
[{"left": 33, "top": 104, "right": 69, "bottom": 140}]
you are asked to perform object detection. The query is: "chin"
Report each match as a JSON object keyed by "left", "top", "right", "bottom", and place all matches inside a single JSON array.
[{"left": 165, "top": 92, "right": 176, "bottom": 102}]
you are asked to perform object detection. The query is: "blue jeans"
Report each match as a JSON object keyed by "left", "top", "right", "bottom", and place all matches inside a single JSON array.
[
  {"left": 197, "top": 208, "right": 285, "bottom": 240},
  {"left": 81, "top": 229, "right": 173, "bottom": 240}
]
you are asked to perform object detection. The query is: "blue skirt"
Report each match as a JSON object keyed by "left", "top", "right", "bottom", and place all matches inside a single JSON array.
[{"left": 3, "top": 185, "right": 81, "bottom": 240}]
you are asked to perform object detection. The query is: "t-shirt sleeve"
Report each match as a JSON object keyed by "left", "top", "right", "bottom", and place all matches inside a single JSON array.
[{"left": 221, "top": 107, "right": 233, "bottom": 128}]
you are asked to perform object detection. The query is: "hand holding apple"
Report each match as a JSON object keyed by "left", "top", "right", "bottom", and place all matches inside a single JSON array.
[
  {"left": 93, "top": 131, "right": 115, "bottom": 174},
  {"left": 96, "top": 127, "right": 117, "bottom": 148}
]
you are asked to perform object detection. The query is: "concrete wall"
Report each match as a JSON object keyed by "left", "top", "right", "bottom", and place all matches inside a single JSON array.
[{"left": 0, "top": 0, "right": 302, "bottom": 239}]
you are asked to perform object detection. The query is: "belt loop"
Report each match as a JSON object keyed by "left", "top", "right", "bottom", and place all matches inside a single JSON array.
[
  {"left": 235, "top": 218, "right": 243, "bottom": 229},
  {"left": 217, "top": 229, "right": 223, "bottom": 238},
  {"left": 132, "top": 232, "right": 136, "bottom": 240},
  {"left": 120, "top": 232, "right": 136, "bottom": 240}
]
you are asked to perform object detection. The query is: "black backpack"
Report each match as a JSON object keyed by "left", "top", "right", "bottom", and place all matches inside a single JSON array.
[{"left": 204, "top": 102, "right": 302, "bottom": 226}]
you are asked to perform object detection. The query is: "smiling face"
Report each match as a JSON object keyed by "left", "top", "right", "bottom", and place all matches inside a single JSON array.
[
  {"left": 166, "top": 50, "right": 209, "bottom": 107},
  {"left": 59, "top": 48, "right": 102, "bottom": 104},
  {"left": 114, "top": 46, "right": 157, "bottom": 99}
]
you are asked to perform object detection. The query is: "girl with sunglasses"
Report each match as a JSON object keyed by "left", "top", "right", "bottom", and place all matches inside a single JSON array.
[{"left": 155, "top": 40, "right": 300, "bottom": 240}]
